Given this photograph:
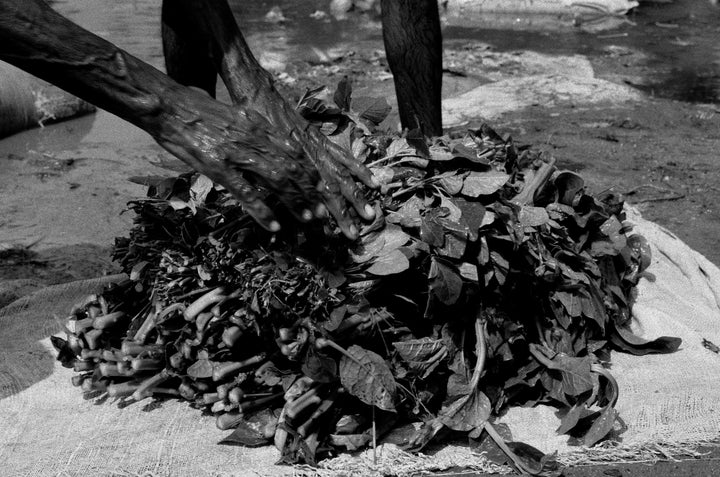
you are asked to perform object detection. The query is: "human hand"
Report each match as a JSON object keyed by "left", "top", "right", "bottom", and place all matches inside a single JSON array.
[{"left": 160, "top": 96, "right": 376, "bottom": 240}]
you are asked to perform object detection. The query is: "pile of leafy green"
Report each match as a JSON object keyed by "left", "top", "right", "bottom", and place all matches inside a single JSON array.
[{"left": 55, "top": 80, "right": 680, "bottom": 475}]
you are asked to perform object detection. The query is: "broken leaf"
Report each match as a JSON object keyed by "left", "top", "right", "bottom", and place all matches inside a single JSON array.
[
  {"left": 370, "top": 166, "right": 394, "bottom": 185},
  {"left": 519, "top": 206, "right": 550, "bottom": 228},
  {"left": 366, "top": 249, "right": 410, "bottom": 276},
  {"left": 330, "top": 433, "right": 372, "bottom": 451},
  {"left": 187, "top": 359, "right": 214, "bottom": 379},
  {"left": 219, "top": 419, "right": 271, "bottom": 447},
  {"left": 428, "top": 257, "right": 463, "bottom": 305},
  {"left": 461, "top": 171, "right": 510, "bottom": 198},
  {"left": 351, "top": 96, "right": 391, "bottom": 125},
  {"left": 339, "top": 345, "right": 397, "bottom": 411}
]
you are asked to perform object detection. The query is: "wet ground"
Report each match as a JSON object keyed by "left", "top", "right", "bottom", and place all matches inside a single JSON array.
[{"left": 2, "top": 0, "right": 720, "bottom": 474}]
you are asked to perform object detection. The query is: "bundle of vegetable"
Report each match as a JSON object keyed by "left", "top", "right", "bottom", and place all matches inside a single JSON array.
[{"left": 53, "top": 81, "right": 681, "bottom": 475}]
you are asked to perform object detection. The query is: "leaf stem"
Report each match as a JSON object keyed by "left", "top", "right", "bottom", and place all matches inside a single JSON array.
[
  {"left": 132, "top": 308, "right": 159, "bottom": 343},
  {"left": 297, "top": 389, "right": 338, "bottom": 438},
  {"left": 315, "top": 337, "right": 362, "bottom": 366},
  {"left": 483, "top": 421, "right": 532, "bottom": 476},
  {"left": 513, "top": 157, "right": 557, "bottom": 206},
  {"left": 528, "top": 343, "right": 556, "bottom": 369},
  {"left": 470, "top": 316, "right": 487, "bottom": 390},
  {"left": 372, "top": 402, "right": 377, "bottom": 466},
  {"left": 131, "top": 368, "right": 171, "bottom": 401},
  {"left": 591, "top": 363, "right": 619, "bottom": 407}
]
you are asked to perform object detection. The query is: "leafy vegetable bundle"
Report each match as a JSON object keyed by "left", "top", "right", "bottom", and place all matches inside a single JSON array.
[{"left": 53, "top": 82, "right": 681, "bottom": 475}]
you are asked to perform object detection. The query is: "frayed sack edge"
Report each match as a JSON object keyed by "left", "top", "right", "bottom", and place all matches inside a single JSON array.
[{"left": 558, "top": 438, "right": 720, "bottom": 467}]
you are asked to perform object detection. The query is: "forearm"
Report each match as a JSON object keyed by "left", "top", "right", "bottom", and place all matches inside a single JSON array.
[
  {"left": 0, "top": 0, "right": 373, "bottom": 235},
  {"left": 175, "top": 0, "right": 361, "bottom": 200},
  {"left": 0, "top": 0, "right": 297, "bottom": 186},
  {"left": 0, "top": 0, "right": 163, "bottom": 127}
]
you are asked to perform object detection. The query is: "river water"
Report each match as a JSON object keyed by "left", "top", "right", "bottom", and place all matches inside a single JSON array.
[{"left": 52, "top": 0, "right": 720, "bottom": 104}]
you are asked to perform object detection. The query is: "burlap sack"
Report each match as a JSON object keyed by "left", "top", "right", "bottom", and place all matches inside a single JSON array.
[
  {"left": 0, "top": 62, "right": 95, "bottom": 139},
  {"left": 1, "top": 208, "right": 719, "bottom": 476}
]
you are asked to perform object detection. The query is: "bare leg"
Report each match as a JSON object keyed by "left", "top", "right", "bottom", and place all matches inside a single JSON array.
[
  {"left": 381, "top": 0, "right": 443, "bottom": 137},
  {"left": 171, "top": 0, "right": 378, "bottom": 237},
  {"left": 161, "top": 0, "right": 217, "bottom": 97}
]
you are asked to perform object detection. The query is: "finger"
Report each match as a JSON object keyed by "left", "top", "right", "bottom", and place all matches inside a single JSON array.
[
  {"left": 265, "top": 174, "right": 318, "bottom": 223},
  {"left": 222, "top": 174, "right": 281, "bottom": 232},
  {"left": 227, "top": 148, "right": 318, "bottom": 223},
  {"left": 312, "top": 149, "right": 375, "bottom": 221},
  {"left": 324, "top": 139, "right": 380, "bottom": 189},
  {"left": 158, "top": 138, "right": 283, "bottom": 231},
  {"left": 318, "top": 180, "right": 359, "bottom": 240},
  {"left": 338, "top": 176, "right": 375, "bottom": 221}
]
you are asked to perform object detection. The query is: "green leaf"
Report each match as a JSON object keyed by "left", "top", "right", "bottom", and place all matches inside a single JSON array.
[
  {"left": 460, "top": 171, "right": 510, "bottom": 198},
  {"left": 189, "top": 174, "right": 214, "bottom": 205},
  {"left": 590, "top": 217, "right": 627, "bottom": 257},
  {"left": 439, "top": 389, "right": 491, "bottom": 432},
  {"left": 187, "top": 359, "right": 215, "bottom": 379},
  {"left": 330, "top": 433, "right": 372, "bottom": 451},
  {"left": 452, "top": 143, "right": 490, "bottom": 164},
  {"left": 393, "top": 338, "right": 445, "bottom": 363},
  {"left": 580, "top": 283, "right": 608, "bottom": 332},
  {"left": 302, "top": 350, "right": 337, "bottom": 383},
  {"left": 219, "top": 420, "right": 271, "bottom": 447},
  {"left": 420, "top": 216, "right": 445, "bottom": 248},
  {"left": 429, "top": 257, "right": 463, "bottom": 305},
  {"left": 437, "top": 233, "right": 467, "bottom": 259},
  {"left": 455, "top": 198, "right": 486, "bottom": 234},
  {"left": 583, "top": 405, "right": 618, "bottom": 447},
  {"left": 490, "top": 250, "right": 510, "bottom": 285},
  {"left": 553, "top": 291, "right": 583, "bottom": 318},
  {"left": 393, "top": 338, "right": 448, "bottom": 379},
  {"left": 429, "top": 144, "right": 454, "bottom": 161},
  {"left": 387, "top": 196, "right": 424, "bottom": 228},
  {"left": 351, "top": 230, "right": 387, "bottom": 264},
  {"left": 339, "top": 345, "right": 397, "bottom": 411},
  {"left": 384, "top": 137, "right": 416, "bottom": 159},
  {"left": 519, "top": 206, "right": 550, "bottom": 227},
  {"left": 366, "top": 249, "right": 410, "bottom": 276},
  {"left": 458, "top": 262, "right": 479, "bottom": 281},
  {"left": 550, "top": 354, "right": 597, "bottom": 396},
  {"left": 505, "top": 442, "right": 562, "bottom": 477},
  {"left": 556, "top": 403, "right": 592, "bottom": 435},
  {"left": 438, "top": 174, "right": 465, "bottom": 195},
  {"left": 297, "top": 97, "right": 342, "bottom": 121},
  {"left": 554, "top": 171, "right": 585, "bottom": 206},
  {"left": 354, "top": 223, "right": 410, "bottom": 265},
  {"left": 378, "top": 224, "right": 411, "bottom": 253},
  {"left": 129, "top": 260, "right": 149, "bottom": 281},
  {"left": 333, "top": 76, "right": 352, "bottom": 111},
  {"left": 351, "top": 96, "right": 391, "bottom": 125},
  {"left": 50, "top": 336, "right": 76, "bottom": 367},
  {"left": 439, "top": 196, "right": 463, "bottom": 222},
  {"left": 627, "top": 234, "right": 652, "bottom": 272},
  {"left": 370, "top": 166, "right": 394, "bottom": 185},
  {"left": 609, "top": 322, "right": 682, "bottom": 355}
]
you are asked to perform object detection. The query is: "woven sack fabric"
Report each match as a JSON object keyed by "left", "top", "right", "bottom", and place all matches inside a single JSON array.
[{"left": 1, "top": 208, "right": 719, "bottom": 476}]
